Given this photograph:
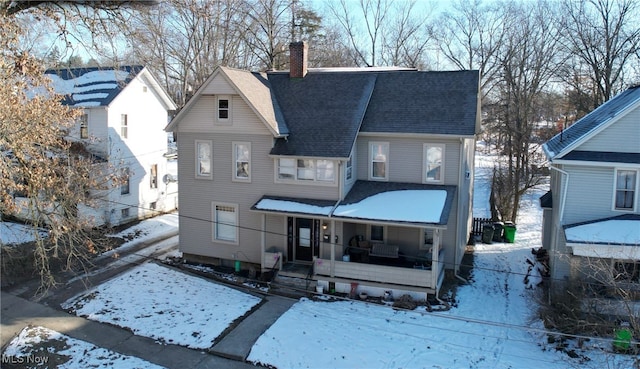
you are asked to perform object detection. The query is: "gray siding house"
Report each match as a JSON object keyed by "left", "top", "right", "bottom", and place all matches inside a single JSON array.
[
  {"left": 167, "top": 42, "right": 480, "bottom": 299},
  {"left": 541, "top": 84, "right": 640, "bottom": 315}
]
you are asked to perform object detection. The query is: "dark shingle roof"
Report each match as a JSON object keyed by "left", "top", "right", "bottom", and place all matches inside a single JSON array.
[
  {"left": 45, "top": 65, "right": 143, "bottom": 107},
  {"left": 539, "top": 191, "right": 552, "bottom": 209},
  {"left": 361, "top": 70, "right": 480, "bottom": 135},
  {"left": 544, "top": 85, "right": 640, "bottom": 160},
  {"left": 267, "top": 69, "right": 480, "bottom": 158},
  {"left": 561, "top": 151, "right": 640, "bottom": 164},
  {"left": 268, "top": 71, "right": 376, "bottom": 158}
]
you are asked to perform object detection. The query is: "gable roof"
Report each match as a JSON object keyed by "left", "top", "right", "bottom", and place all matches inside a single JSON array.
[
  {"left": 167, "top": 67, "right": 480, "bottom": 158},
  {"left": 166, "top": 66, "right": 288, "bottom": 136},
  {"left": 361, "top": 70, "right": 480, "bottom": 135},
  {"left": 543, "top": 85, "right": 640, "bottom": 161},
  {"left": 268, "top": 71, "right": 377, "bottom": 158},
  {"left": 44, "top": 65, "right": 176, "bottom": 110}
]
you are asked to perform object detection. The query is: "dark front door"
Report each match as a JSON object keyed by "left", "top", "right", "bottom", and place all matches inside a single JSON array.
[{"left": 294, "top": 218, "right": 319, "bottom": 262}]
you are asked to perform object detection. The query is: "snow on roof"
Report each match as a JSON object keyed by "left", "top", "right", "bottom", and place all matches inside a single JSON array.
[
  {"left": 565, "top": 218, "right": 640, "bottom": 259},
  {"left": 565, "top": 219, "right": 640, "bottom": 246},
  {"left": 334, "top": 190, "right": 447, "bottom": 224},
  {"left": 253, "top": 198, "right": 334, "bottom": 216},
  {"left": 44, "top": 67, "right": 137, "bottom": 107}
]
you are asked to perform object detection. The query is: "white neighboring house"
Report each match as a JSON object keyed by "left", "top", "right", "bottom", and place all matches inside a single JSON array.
[{"left": 41, "top": 65, "right": 178, "bottom": 226}]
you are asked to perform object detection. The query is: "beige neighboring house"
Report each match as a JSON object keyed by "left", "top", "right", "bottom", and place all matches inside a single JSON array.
[
  {"left": 167, "top": 42, "right": 481, "bottom": 299},
  {"left": 541, "top": 84, "right": 640, "bottom": 317}
]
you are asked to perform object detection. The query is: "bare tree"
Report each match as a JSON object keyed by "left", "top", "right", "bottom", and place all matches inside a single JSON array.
[
  {"left": 490, "top": 1, "right": 563, "bottom": 223},
  {"left": 560, "top": 0, "right": 640, "bottom": 110},
  {"left": 380, "top": 0, "right": 431, "bottom": 68},
  {"left": 241, "top": 0, "right": 293, "bottom": 70},
  {"left": 432, "top": 0, "right": 505, "bottom": 99}
]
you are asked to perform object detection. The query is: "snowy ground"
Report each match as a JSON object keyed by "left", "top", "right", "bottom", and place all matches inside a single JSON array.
[{"left": 2, "top": 152, "right": 637, "bottom": 368}]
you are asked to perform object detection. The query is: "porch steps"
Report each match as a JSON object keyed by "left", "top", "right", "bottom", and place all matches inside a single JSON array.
[{"left": 270, "top": 274, "right": 316, "bottom": 299}]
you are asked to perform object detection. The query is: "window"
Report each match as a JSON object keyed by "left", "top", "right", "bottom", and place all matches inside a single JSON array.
[
  {"left": 424, "top": 144, "right": 444, "bottom": 183},
  {"left": 370, "top": 225, "right": 384, "bottom": 242},
  {"left": 217, "top": 96, "right": 230, "bottom": 121},
  {"left": 297, "top": 159, "right": 315, "bottom": 180},
  {"left": 121, "top": 208, "right": 129, "bottom": 218},
  {"left": 233, "top": 142, "right": 250, "bottom": 181},
  {"left": 421, "top": 228, "right": 434, "bottom": 250},
  {"left": 120, "top": 114, "right": 128, "bottom": 138},
  {"left": 150, "top": 202, "right": 157, "bottom": 210},
  {"left": 120, "top": 167, "right": 130, "bottom": 195},
  {"left": 213, "top": 203, "right": 237, "bottom": 243},
  {"left": 316, "top": 160, "right": 335, "bottom": 182},
  {"left": 150, "top": 164, "right": 158, "bottom": 189},
  {"left": 370, "top": 142, "right": 388, "bottom": 180},
  {"left": 346, "top": 156, "right": 353, "bottom": 180},
  {"left": 614, "top": 262, "right": 639, "bottom": 283},
  {"left": 615, "top": 170, "right": 636, "bottom": 210},
  {"left": 79, "top": 114, "right": 88, "bottom": 139},
  {"left": 278, "top": 158, "right": 296, "bottom": 180},
  {"left": 196, "top": 140, "right": 212, "bottom": 179}
]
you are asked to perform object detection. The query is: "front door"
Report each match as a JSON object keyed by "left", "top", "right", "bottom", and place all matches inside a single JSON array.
[{"left": 293, "top": 218, "right": 319, "bottom": 262}]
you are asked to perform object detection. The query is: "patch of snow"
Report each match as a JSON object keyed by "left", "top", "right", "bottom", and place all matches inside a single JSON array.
[
  {"left": 254, "top": 199, "right": 334, "bottom": 216},
  {"left": 334, "top": 189, "right": 446, "bottom": 223}
]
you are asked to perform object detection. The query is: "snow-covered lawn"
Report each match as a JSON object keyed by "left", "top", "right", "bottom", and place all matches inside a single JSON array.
[
  {"left": 62, "top": 262, "right": 262, "bottom": 349},
  {"left": 3, "top": 326, "right": 164, "bottom": 369},
  {"left": 0, "top": 222, "right": 47, "bottom": 246},
  {"left": 3, "top": 151, "right": 637, "bottom": 368}
]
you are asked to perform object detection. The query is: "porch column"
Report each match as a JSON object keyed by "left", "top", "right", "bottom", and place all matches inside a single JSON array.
[
  {"left": 260, "top": 214, "right": 266, "bottom": 271},
  {"left": 330, "top": 220, "right": 336, "bottom": 277},
  {"left": 432, "top": 229, "right": 440, "bottom": 289}
]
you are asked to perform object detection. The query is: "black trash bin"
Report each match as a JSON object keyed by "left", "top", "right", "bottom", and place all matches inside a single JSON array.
[
  {"left": 492, "top": 222, "right": 504, "bottom": 242},
  {"left": 482, "top": 224, "right": 494, "bottom": 244}
]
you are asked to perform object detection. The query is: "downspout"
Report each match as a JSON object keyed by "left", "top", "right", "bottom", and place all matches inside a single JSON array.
[{"left": 454, "top": 137, "right": 468, "bottom": 283}]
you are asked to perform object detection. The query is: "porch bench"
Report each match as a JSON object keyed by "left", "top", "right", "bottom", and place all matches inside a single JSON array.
[{"left": 369, "top": 243, "right": 399, "bottom": 259}]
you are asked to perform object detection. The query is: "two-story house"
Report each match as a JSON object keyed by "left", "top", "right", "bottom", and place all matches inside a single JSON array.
[
  {"left": 167, "top": 42, "right": 480, "bottom": 299},
  {"left": 541, "top": 84, "right": 640, "bottom": 315},
  {"left": 43, "top": 65, "right": 178, "bottom": 226}
]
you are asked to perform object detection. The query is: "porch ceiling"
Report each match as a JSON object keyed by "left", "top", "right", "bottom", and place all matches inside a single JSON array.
[{"left": 333, "top": 181, "right": 456, "bottom": 226}]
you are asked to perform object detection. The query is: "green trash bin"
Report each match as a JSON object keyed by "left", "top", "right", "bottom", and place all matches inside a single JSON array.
[
  {"left": 503, "top": 222, "right": 516, "bottom": 243},
  {"left": 613, "top": 323, "right": 633, "bottom": 352}
]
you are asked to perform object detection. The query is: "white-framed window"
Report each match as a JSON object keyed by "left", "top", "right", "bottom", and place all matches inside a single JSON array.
[
  {"left": 150, "top": 164, "right": 158, "bottom": 189},
  {"left": 276, "top": 158, "right": 336, "bottom": 184},
  {"left": 614, "top": 169, "right": 637, "bottom": 211},
  {"left": 120, "top": 114, "right": 128, "bottom": 138},
  {"left": 346, "top": 156, "right": 353, "bottom": 180},
  {"left": 195, "top": 140, "right": 212, "bottom": 179},
  {"left": 120, "top": 167, "right": 130, "bottom": 195},
  {"left": 233, "top": 142, "right": 250, "bottom": 181},
  {"left": 316, "top": 160, "right": 335, "bottom": 182},
  {"left": 213, "top": 202, "right": 238, "bottom": 243},
  {"left": 121, "top": 208, "right": 129, "bottom": 218},
  {"left": 297, "top": 159, "right": 315, "bottom": 180},
  {"left": 370, "top": 225, "right": 384, "bottom": 242},
  {"left": 217, "top": 96, "right": 231, "bottom": 122},
  {"left": 278, "top": 158, "right": 296, "bottom": 180},
  {"left": 79, "top": 113, "right": 88, "bottom": 139},
  {"left": 424, "top": 144, "right": 444, "bottom": 183},
  {"left": 369, "top": 142, "right": 388, "bottom": 180}
]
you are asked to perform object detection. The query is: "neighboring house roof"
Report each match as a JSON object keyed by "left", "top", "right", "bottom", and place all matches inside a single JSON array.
[
  {"left": 563, "top": 214, "right": 640, "bottom": 259},
  {"left": 539, "top": 190, "right": 552, "bottom": 209},
  {"left": 560, "top": 151, "right": 640, "bottom": 164},
  {"left": 45, "top": 65, "right": 176, "bottom": 110},
  {"left": 251, "top": 180, "right": 456, "bottom": 227},
  {"left": 543, "top": 85, "right": 640, "bottom": 161}
]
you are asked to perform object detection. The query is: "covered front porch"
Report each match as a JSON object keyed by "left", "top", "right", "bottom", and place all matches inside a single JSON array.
[{"left": 252, "top": 181, "right": 457, "bottom": 298}]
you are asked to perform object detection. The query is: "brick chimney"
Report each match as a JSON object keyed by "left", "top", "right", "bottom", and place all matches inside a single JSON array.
[{"left": 289, "top": 41, "right": 308, "bottom": 78}]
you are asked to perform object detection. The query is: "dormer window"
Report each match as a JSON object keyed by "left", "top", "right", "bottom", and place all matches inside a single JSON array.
[{"left": 217, "top": 96, "right": 230, "bottom": 122}]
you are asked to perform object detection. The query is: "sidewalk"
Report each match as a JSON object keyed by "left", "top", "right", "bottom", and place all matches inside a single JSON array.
[{"left": 1, "top": 291, "right": 255, "bottom": 368}]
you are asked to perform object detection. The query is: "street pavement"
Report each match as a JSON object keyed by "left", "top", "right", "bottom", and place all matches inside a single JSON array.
[{"left": 1, "top": 230, "right": 297, "bottom": 368}]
